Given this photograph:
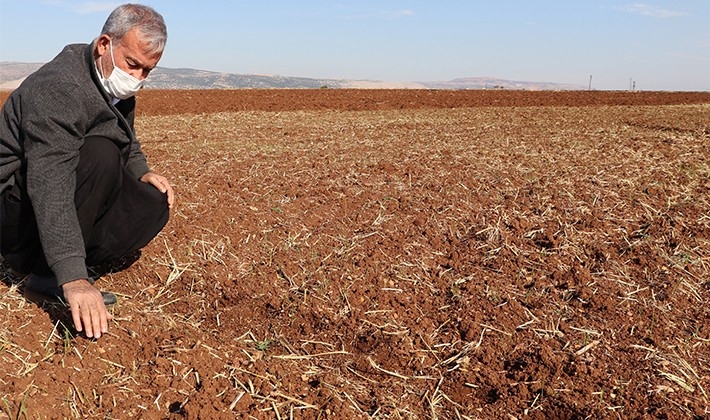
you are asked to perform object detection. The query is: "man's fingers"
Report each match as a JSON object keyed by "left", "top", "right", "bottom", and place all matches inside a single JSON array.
[
  {"left": 63, "top": 279, "right": 111, "bottom": 339},
  {"left": 81, "top": 303, "right": 96, "bottom": 338},
  {"left": 71, "top": 299, "right": 110, "bottom": 338},
  {"left": 167, "top": 186, "right": 175, "bottom": 208},
  {"left": 156, "top": 179, "right": 174, "bottom": 208},
  {"left": 141, "top": 173, "right": 174, "bottom": 207},
  {"left": 70, "top": 302, "right": 84, "bottom": 333}
]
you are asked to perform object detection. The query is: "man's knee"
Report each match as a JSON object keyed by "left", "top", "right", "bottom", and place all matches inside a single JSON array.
[
  {"left": 84, "top": 180, "right": 169, "bottom": 265},
  {"left": 119, "top": 177, "right": 170, "bottom": 241},
  {"left": 142, "top": 182, "right": 170, "bottom": 233}
]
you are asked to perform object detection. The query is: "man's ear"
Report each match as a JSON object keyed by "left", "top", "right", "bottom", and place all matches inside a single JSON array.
[{"left": 96, "top": 34, "right": 111, "bottom": 56}]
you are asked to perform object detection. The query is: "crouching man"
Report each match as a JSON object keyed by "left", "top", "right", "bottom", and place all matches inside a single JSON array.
[{"left": 0, "top": 3, "right": 174, "bottom": 338}]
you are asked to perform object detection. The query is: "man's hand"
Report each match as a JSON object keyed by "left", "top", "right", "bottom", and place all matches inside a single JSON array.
[
  {"left": 140, "top": 171, "right": 174, "bottom": 208},
  {"left": 62, "top": 279, "right": 112, "bottom": 339}
]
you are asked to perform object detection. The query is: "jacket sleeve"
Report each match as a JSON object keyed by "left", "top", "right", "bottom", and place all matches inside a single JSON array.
[
  {"left": 22, "top": 81, "right": 90, "bottom": 284},
  {"left": 116, "top": 98, "right": 150, "bottom": 179}
]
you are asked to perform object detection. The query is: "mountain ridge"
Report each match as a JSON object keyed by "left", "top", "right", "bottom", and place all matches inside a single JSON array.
[{"left": 0, "top": 61, "right": 585, "bottom": 90}]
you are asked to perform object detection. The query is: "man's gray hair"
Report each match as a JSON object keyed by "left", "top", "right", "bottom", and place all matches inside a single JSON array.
[{"left": 101, "top": 3, "right": 167, "bottom": 55}]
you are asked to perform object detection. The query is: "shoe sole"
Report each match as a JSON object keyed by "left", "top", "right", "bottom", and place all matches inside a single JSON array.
[{"left": 23, "top": 287, "right": 117, "bottom": 306}]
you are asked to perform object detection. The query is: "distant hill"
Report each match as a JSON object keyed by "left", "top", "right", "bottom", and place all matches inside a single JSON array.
[
  {"left": 0, "top": 61, "right": 585, "bottom": 90},
  {"left": 422, "top": 77, "right": 585, "bottom": 91},
  {"left": 144, "top": 67, "right": 345, "bottom": 89},
  {"left": 0, "top": 62, "right": 44, "bottom": 89}
]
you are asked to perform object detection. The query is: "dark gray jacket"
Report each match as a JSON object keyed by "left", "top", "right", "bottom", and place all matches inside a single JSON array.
[{"left": 0, "top": 42, "right": 151, "bottom": 284}]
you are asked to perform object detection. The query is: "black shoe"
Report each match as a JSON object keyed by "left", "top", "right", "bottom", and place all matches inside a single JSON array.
[{"left": 25, "top": 274, "right": 117, "bottom": 306}]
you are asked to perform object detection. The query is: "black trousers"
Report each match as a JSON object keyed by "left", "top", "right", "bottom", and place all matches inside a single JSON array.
[{"left": 0, "top": 136, "right": 169, "bottom": 277}]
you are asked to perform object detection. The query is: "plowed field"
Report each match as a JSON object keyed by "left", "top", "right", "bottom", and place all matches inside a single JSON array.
[{"left": 2, "top": 89, "right": 710, "bottom": 419}]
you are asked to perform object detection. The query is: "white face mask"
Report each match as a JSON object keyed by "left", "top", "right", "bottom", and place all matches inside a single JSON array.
[{"left": 98, "top": 39, "right": 144, "bottom": 100}]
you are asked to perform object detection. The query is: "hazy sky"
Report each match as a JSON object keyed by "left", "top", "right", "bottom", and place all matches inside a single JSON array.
[{"left": 0, "top": 1, "right": 708, "bottom": 91}]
